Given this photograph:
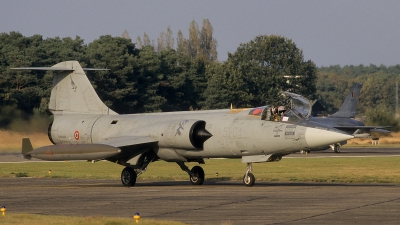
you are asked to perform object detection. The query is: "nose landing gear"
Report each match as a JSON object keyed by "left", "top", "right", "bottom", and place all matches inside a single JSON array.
[
  {"left": 330, "top": 143, "right": 341, "bottom": 153},
  {"left": 243, "top": 163, "right": 255, "bottom": 187}
]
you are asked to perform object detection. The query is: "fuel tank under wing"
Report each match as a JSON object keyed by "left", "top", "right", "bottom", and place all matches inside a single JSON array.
[{"left": 22, "top": 136, "right": 158, "bottom": 161}]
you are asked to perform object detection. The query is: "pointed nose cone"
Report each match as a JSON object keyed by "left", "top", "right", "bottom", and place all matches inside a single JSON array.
[{"left": 305, "top": 127, "right": 353, "bottom": 148}]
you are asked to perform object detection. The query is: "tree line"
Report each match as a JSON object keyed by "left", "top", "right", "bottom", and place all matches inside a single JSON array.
[
  {"left": 316, "top": 64, "right": 400, "bottom": 128},
  {"left": 1, "top": 19, "right": 399, "bottom": 130},
  {"left": 0, "top": 19, "right": 317, "bottom": 129}
]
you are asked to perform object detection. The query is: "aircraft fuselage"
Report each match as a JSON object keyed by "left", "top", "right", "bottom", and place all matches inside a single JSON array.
[{"left": 49, "top": 109, "right": 313, "bottom": 160}]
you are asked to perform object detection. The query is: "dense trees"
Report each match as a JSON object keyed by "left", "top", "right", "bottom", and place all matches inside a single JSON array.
[
  {"left": 201, "top": 35, "right": 317, "bottom": 109},
  {"left": 1, "top": 19, "right": 399, "bottom": 130},
  {"left": 316, "top": 65, "right": 400, "bottom": 128},
  {"left": 86, "top": 35, "right": 139, "bottom": 113},
  {"left": 0, "top": 20, "right": 220, "bottom": 127},
  {"left": 317, "top": 65, "right": 400, "bottom": 116},
  {"left": 0, "top": 33, "right": 87, "bottom": 114}
]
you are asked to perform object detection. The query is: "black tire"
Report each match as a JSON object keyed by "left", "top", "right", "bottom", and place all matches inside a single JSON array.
[
  {"left": 334, "top": 145, "right": 341, "bottom": 153},
  {"left": 121, "top": 167, "right": 137, "bottom": 186},
  {"left": 243, "top": 173, "right": 255, "bottom": 187},
  {"left": 190, "top": 166, "right": 205, "bottom": 185}
]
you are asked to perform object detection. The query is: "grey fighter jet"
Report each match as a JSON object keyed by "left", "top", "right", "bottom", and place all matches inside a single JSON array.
[
  {"left": 14, "top": 61, "right": 353, "bottom": 187},
  {"left": 281, "top": 83, "right": 390, "bottom": 153}
]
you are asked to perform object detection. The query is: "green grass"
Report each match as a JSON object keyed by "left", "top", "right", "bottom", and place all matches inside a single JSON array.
[
  {"left": 2, "top": 157, "right": 400, "bottom": 184},
  {"left": 0, "top": 213, "right": 188, "bottom": 225},
  {"left": 343, "top": 144, "right": 400, "bottom": 148}
]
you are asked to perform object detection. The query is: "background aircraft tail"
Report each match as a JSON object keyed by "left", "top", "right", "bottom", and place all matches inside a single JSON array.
[
  {"left": 330, "top": 83, "right": 362, "bottom": 118},
  {"left": 13, "top": 61, "right": 117, "bottom": 115}
]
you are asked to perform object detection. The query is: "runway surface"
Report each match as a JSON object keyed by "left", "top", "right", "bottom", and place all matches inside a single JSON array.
[
  {"left": 1, "top": 178, "right": 400, "bottom": 224},
  {"left": 289, "top": 147, "right": 400, "bottom": 158},
  {"left": 1, "top": 147, "right": 400, "bottom": 163},
  {"left": 1, "top": 147, "right": 400, "bottom": 224}
]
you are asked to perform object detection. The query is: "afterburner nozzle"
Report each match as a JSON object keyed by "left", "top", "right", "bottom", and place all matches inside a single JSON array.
[{"left": 304, "top": 127, "right": 353, "bottom": 148}]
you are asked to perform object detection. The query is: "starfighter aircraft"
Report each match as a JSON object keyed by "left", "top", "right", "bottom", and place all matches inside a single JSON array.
[
  {"left": 14, "top": 61, "right": 354, "bottom": 187},
  {"left": 281, "top": 83, "right": 390, "bottom": 153}
]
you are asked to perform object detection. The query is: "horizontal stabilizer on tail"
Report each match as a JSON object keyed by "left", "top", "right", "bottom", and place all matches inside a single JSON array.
[
  {"left": 12, "top": 61, "right": 117, "bottom": 115},
  {"left": 11, "top": 67, "right": 74, "bottom": 71},
  {"left": 11, "top": 67, "right": 109, "bottom": 71}
]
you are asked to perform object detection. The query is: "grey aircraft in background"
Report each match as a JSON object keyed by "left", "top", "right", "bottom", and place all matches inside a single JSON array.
[
  {"left": 14, "top": 61, "right": 353, "bottom": 187},
  {"left": 281, "top": 83, "right": 390, "bottom": 153}
]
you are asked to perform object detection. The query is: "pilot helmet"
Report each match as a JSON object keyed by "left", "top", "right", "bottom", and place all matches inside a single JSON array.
[{"left": 278, "top": 106, "right": 286, "bottom": 112}]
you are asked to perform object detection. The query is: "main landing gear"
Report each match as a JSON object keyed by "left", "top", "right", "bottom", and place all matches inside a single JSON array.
[
  {"left": 243, "top": 163, "right": 255, "bottom": 187},
  {"left": 177, "top": 162, "right": 205, "bottom": 185},
  {"left": 120, "top": 161, "right": 256, "bottom": 187},
  {"left": 121, "top": 167, "right": 137, "bottom": 186},
  {"left": 121, "top": 150, "right": 156, "bottom": 187}
]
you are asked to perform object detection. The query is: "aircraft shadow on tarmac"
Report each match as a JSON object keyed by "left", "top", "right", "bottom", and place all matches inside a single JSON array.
[
  {"left": 132, "top": 180, "right": 396, "bottom": 188},
  {"left": 8, "top": 178, "right": 396, "bottom": 188}
]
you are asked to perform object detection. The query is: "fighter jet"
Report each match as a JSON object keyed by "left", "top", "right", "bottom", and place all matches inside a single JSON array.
[
  {"left": 14, "top": 61, "right": 353, "bottom": 187},
  {"left": 281, "top": 83, "right": 390, "bottom": 153}
]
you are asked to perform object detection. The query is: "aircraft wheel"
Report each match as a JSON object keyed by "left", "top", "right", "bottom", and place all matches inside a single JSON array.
[
  {"left": 334, "top": 145, "right": 341, "bottom": 153},
  {"left": 121, "top": 167, "right": 137, "bottom": 186},
  {"left": 190, "top": 166, "right": 205, "bottom": 185},
  {"left": 243, "top": 173, "right": 255, "bottom": 187}
]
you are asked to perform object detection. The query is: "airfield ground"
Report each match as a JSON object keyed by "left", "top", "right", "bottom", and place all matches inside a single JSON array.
[
  {"left": 1, "top": 177, "right": 400, "bottom": 225},
  {"left": 1, "top": 131, "right": 400, "bottom": 224}
]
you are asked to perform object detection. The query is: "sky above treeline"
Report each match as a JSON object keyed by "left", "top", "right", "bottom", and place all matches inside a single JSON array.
[{"left": 2, "top": 0, "right": 400, "bottom": 67}]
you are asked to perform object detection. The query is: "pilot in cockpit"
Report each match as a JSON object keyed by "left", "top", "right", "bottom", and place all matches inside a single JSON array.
[{"left": 270, "top": 105, "right": 286, "bottom": 121}]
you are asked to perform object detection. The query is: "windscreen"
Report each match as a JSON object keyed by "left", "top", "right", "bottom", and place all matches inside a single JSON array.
[{"left": 282, "top": 91, "right": 312, "bottom": 118}]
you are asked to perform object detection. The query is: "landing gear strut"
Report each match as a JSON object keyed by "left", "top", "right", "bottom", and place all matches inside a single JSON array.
[
  {"left": 330, "top": 144, "right": 341, "bottom": 153},
  {"left": 177, "top": 162, "right": 205, "bottom": 185},
  {"left": 243, "top": 163, "right": 255, "bottom": 187},
  {"left": 120, "top": 150, "right": 156, "bottom": 187},
  {"left": 121, "top": 167, "right": 137, "bottom": 186}
]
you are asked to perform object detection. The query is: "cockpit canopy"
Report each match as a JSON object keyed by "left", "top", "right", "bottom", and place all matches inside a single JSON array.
[
  {"left": 247, "top": 91, "right": 312, "bottom": 122},
  {"left": 281, "top": 91, "right": 312, "bottom": 118}
]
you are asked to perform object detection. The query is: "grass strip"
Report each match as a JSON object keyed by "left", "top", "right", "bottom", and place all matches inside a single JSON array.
[
  {"left": 1, "top": 157, "right": 400, "bottom": 184},
  {"left": 0, "top": 213, "right": 188, "bottom": 225}
]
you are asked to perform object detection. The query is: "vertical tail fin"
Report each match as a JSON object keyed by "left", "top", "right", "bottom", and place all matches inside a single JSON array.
[
  {"left": 49, "top": 61, "right": 117, "bottom": 115},
  {"left": 12, "top": 61, "right": 117, "bottom": 115},
  {"left": 22, "top": 138, "right": 33, "bottom": 159},
  {"left": 330, "top": 83, "right": 362, "bottom": 118}
]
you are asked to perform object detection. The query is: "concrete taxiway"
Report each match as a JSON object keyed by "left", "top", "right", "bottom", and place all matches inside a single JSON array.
[
  {"left": 289, "top": 147, "right": 400, "bottom": 158},
  {"left": 1, "top": 147, "right": 400, "bottom": 163},
  {"left": 1, "top": 147, "right": 400, "bottom": 224},
  {"left": 1, "top": 178, "right": 400, "bottom": 224}
]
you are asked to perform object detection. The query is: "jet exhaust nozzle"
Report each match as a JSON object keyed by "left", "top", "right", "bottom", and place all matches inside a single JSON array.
[{"left": 190, "top": 121, "right": 213, "bottom": 149}]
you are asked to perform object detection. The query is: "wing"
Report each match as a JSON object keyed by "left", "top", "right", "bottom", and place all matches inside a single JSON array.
[
  {"left": 96, "top": 136, "right": 159, "bottom": 166},
  {"left": 334, "top": 126, "right": 391, "bottom": 133},
  {"left": 97, "top": 136, "right": 158, "bottom": 149}
]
